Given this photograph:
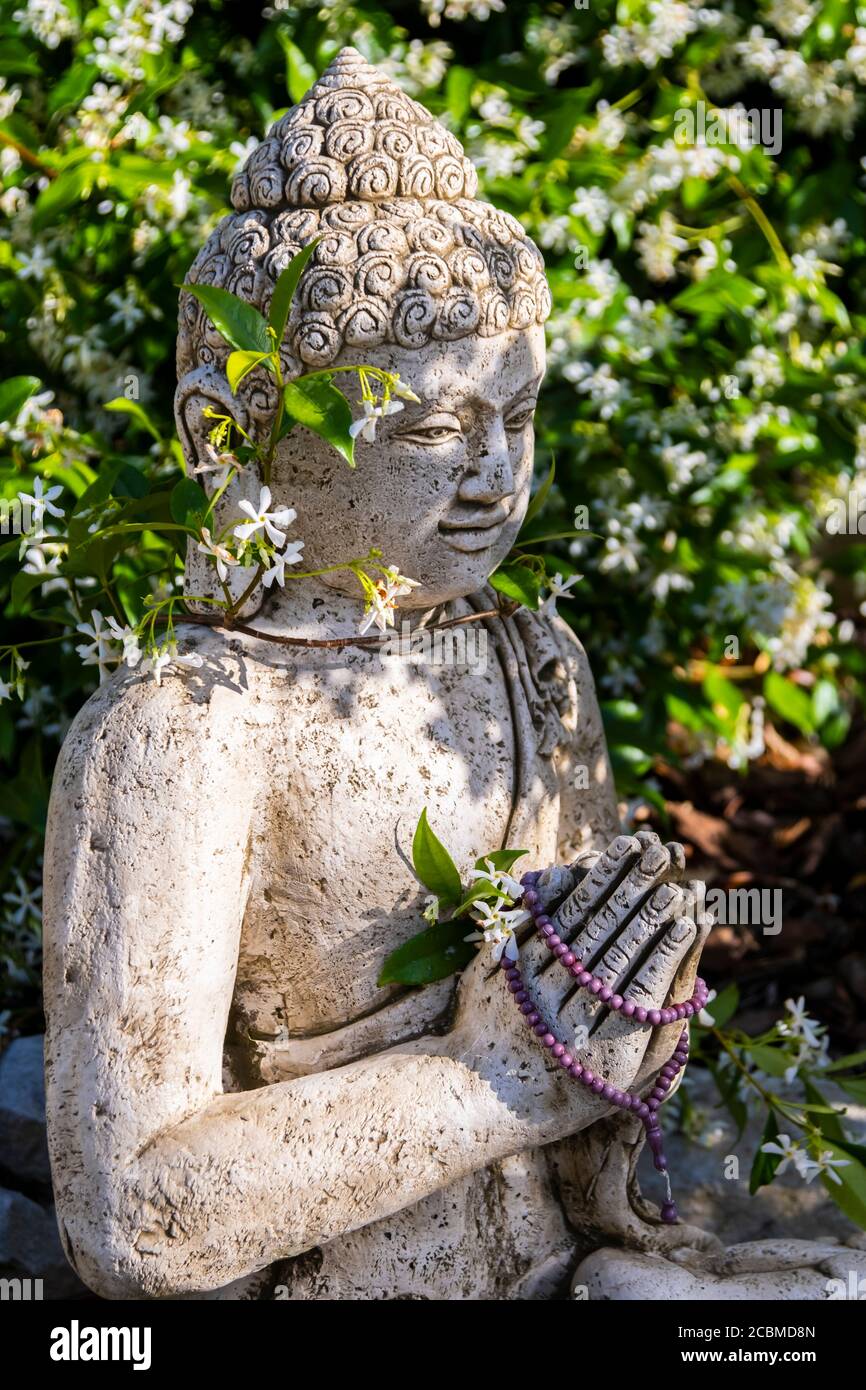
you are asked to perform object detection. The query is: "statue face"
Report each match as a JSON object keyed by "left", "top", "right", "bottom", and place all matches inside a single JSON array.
[{"left": 273, "top": 324, "right": 546, "bottom": 609}]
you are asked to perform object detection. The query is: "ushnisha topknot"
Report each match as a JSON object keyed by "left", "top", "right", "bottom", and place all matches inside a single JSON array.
[{"left": 178, "top": 47, "right": 551, "bottom": 383}]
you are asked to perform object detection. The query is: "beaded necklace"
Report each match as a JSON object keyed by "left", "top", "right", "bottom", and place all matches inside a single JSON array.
[{"left": 509, "top": 870, "right": 709, "bottom": 1224}]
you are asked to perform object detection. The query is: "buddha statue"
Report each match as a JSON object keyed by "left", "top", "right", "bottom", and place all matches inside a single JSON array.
[{"left": 42, "top": 49, "right": 865, "bottom": 1301}]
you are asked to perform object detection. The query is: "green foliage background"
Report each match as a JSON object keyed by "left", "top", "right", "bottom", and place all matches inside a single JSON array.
[{"left": 2, "top": 0, "right": 866, "bottom": 1040}]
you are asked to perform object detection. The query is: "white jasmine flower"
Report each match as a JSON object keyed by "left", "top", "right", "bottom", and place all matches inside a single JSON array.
[
  {"left": 233, "top": 487, "right": 296, "bottom": 548},
  {"left": 262, "top": 540, "right": 305, "bottom": 588},
  {"left": 75, "top": 610, "right": 115, "bottom": 681},
  {"left": 696, "top": 988, "right": 718, "bottom": 1027},
  {"left": 542, "top": 572, "right": 581, "bottom": 617},
  {"left": 358, "top": 565, "right": 421, "bottom": 635},
  {"left": 464, "top": 896, "right": 529, "bottom": 963},
  {"left": 569, "top": 185, "right": 613, "bottom": 236},
  {"left": 806, "top": 1150, "right": 850, "bottom": 1186},
  {"left": 778, "top": 996, "right": 823, "bottom": 1049},
  {"left": 636, "top": 211, "right": 688, "bottom": 282},
  {"left": 2, "top": 873, "right": 42, "bottom": 926},
  {"left": 21, "top": 542, "right": 63, "bottom": 580},
  {"left": 349, "top": 398, "right": 405, "bottom": 444},
  {"left": 104, "top": 617, "right": 142, "bottom": 669},
  {"left": 18, "top": 475, "right": 64, "bottom": 525},
  {"left": 196, "top": 526, "right": 239, "bottom": 584},
  {"left": 391, "top": 376, "right": 420, "bottom": 403},
  {"left": 193, "top": 443, "right": 239, "bottom": 487},
  {"left": 139, "top": 642, "right": 203, "bottom": 686},
  {"left": 16, "top": 243, "right": 52, "bottom": 281},
  {"left": 0, "top": 680, "right": 11, "bottom": 702},
  {"left": 760, "top": 1132, "right": 804, "bottom": 1176},
  {"left": 469, "top": 859, "right": 524, "bottom": 901}
]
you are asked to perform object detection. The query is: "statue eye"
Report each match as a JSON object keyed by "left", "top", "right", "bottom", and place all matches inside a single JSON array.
[
  {"left": 505, "top": 402, "right": 536, "bottom": 431},
  {"left": 395, "top": 414, "right": 462, "bottom": 445}
]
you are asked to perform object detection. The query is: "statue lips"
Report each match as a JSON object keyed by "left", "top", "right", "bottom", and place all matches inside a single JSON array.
[{"left": 438, "top": 501, "right": 512, "bottom": 553}]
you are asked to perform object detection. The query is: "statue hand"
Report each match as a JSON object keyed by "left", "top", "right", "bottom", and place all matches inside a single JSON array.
[{"left": 449, "top": 832, "right": 711, "bottom": 1143}]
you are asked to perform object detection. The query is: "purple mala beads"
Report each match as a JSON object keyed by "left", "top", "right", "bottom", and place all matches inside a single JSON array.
[{"left": 505, "top": 870, "right": 711, "bottom": 1225}]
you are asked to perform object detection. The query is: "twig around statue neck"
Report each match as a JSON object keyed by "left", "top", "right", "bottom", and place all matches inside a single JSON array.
[{"left": 167, "top": 600, "right": 520, "bottom": 651}]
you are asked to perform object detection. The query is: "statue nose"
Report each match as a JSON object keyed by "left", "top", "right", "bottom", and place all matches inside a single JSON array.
[{"left": 458, "top": 421, "right": 515, "bottom": 504}]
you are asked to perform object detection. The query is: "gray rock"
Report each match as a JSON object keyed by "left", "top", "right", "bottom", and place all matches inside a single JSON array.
[
  {"left": 0, "top": 1188, "right": 88, "bottom": 1298},
  {"left": 0, "top": 1034, "right": 51, "bottom": 1186}
]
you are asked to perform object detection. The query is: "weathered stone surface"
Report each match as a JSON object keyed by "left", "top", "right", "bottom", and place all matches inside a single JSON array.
[
  {"left": 0, "top": 1034, "right": 51, "bottom": 1187},
  {"left": 577, "top": 1240, "right": 866, "bottom": 1301}
]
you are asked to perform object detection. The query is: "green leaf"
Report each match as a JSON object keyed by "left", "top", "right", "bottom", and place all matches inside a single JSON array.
[
  {"left": 377, "top": 919, "right": 475, "bottom": 986},
  {"left": 694, "top": 980, "right": 739, "bottom": 1029},
  {"left": 226, "top": 350, "right": 271, "bottom": 394},
  {"left": 268, "top": 239, "right": 321, "bottom": 344},
  {"left": 450, "top": 850, "right": 529, "bottom": 916},
  {"left": 170, "top": 478, "right": 209, "bottom": 531},
  {"left": 104, "top": 397, "right": 162, "bottom": 442},
  {"left": 473, "top": 849, "right": 529, "bottom": 874},
  {"left": 763, "top": 670, "right": 816, "bottom": 736},
  {"left": 281, "top": 377, "right": 355, "bottom": 467},
  {"left": 837, "top": 1078, "right": 866, "bottom": 1104},
  {"left": 412, "top": 808, "right": 463, "bottom": 904},
  {"left": 824, "top": 1049, "right": 866, "bottom": 1073},
  {"left": 749, "top": 1109, "right": 781, "bottom": 1194},
  {"left": 803, "top": 1078, "right": 847, "bottom": 1144},
  {"left": 446, "top": 881, "right": 494, "bottom": 917},
  {"left": 276, "top": 32, "right": 317, "bottom": 104},
  {"left": 32, "top": 164, "right": 92, "bottom": 232},
  {"left": 11, "top": 569, "right": 48, "bottom": 608},
  {"left": 181, "top": 283, "right": 270, "bottom": 354},
  {"left": 47, "top": 62, "right": 95, "bottom": 117},
  {"left": 747, "top": 1043, "right": 791, "bottom": 1078},
  {"left": 489, "top": 562, "right": 541, "bottom": 609},
  {"left": 445, "top": 65, "right": 474, "bottom": 123},
  {"left": 0, "top": 375, "right": 40, "bottom": 425},
  {"left": 522, "top": 457, "right": 555, "bottom": 529},
  {"left": 703, "top": 669, "right": 746, "bottom": 726},
  {"left": 708, "top": 1058, "right": 748, "bottom": 1138},
  {"left": 811, "top": 677, "right": 839, "bottom": 727},
  {"left": 609, "top": 743, "right": 652, "bottom": 776},
  {"left": 819, "top": 1143, "right": 866, "bottom": 1232},
  {"left": 672, "top": 273, "right": 764, "bottom": 319}
]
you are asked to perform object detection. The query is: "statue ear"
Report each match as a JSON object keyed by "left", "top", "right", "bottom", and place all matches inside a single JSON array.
[{"left": 175, "top": 366, "right": 265, "bottom": 620}]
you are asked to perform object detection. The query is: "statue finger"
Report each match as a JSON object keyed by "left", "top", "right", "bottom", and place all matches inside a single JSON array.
[
  {"left": 556, "top": 883, "right": 684, "bottom": 1031},
  {"left": 665, "top": 884, "right": 713, "bottom": 1007},
  {"left": 546, "top": 833, "right": 642, "bottom": 956},
  {"left": 544, "top": 833, "right": 680, "bottom": 981},
  {"left": 517, "top": 852, "right": 601, "bottom": 976},
  {"left": 592, "top": 912, "right": 697, "bottom": 1052}
]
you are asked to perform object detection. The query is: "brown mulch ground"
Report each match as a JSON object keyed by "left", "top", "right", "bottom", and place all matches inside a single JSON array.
[{"left": 642, "top": 719, "right": 866, "bottom": 1049}]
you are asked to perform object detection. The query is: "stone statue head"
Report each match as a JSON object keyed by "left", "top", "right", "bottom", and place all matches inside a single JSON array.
[{"left": 176, "top": 47, "right": 552, "bottom": 615}]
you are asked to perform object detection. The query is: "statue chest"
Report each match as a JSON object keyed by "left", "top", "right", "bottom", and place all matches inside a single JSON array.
[{"left": 228, "top": 648, "right": 561, "bottom": 1054}]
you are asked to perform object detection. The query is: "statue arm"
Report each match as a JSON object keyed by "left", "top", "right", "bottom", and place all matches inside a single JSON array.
[{"left": 42, "top": 681, "right": 543, "bottom": 1299}]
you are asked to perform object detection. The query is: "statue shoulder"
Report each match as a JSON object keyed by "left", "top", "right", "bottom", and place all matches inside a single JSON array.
[{"left": 51, "top": 630, "right": 251, "bottom": 799}]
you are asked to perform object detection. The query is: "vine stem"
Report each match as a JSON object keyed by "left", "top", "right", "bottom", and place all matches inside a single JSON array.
[
  {"left": 712, "top": 1028, "right": 813, "bottom": 1134},
  {"left": 162, "top": 603, "right": 517, "bottom": 651},
  {"left": 726, "top": 175, "right": 791, "bottom": 271}
]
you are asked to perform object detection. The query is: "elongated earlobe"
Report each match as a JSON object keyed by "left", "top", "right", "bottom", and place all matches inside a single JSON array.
[{"left": 175, "top": 366, "right": 265, "bottom": 620}]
